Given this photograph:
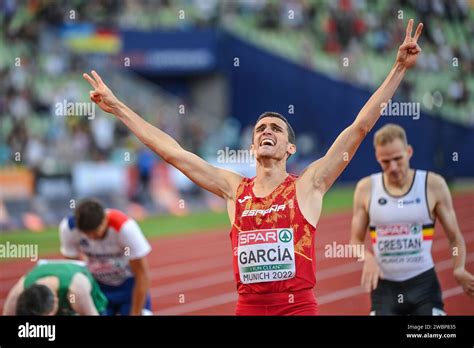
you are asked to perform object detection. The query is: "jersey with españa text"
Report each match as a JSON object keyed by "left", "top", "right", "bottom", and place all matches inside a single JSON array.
[{"left": 230, "top": 174, "right": 317, "bottom": 294}]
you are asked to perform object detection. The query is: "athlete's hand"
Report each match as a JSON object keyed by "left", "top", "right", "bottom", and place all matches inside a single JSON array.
[
  {"left": 83, "top": 70, "right": 120, "bottom": 114},
  {"left": 361, "top": 252, "right": 383, "bottom": 292},
  {"left": 454, "top": 267, "right": 474, "bottom": 298},
  {"left": 396, "top": 19, "right": 423, "bottom": 70}
]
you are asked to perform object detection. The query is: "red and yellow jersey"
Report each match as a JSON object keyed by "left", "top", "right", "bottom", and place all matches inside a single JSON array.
[{"left": 230, "top": 174, "right": 317, "bottom": 294}]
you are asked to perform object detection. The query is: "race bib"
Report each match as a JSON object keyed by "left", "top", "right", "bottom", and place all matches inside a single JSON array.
[
  {"left": 88, "top": 259, "right": 129, "bottom": 286},
  {"left": 375, "top": 223, "right": 423, "bottom": 258},
  {"left": 238, "top": 228, "right": 295, "bottom": 284}
]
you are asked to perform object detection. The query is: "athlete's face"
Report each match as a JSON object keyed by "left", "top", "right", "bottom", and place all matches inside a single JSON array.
[
  {"left": 251, "top": 117, "right": 296, "bottom": 161},
  {"left": 82, "top": 216, "right": 108, "bottom": 240},
  {"left": 375, "top": 138, "right": 413, "bottom": 184}
]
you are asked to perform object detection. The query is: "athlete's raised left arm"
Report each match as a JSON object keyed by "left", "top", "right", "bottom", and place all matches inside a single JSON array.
[
  {"left": 299, "top": 19, "right": 423, "bottom": 194},
  {"left": 430, "top": 173, "right": 474, "bottom": 297}
]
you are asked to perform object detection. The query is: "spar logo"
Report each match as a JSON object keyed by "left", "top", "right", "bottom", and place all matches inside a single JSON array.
[
  {"left": 239, "top": 229, "right": 278, "bottom": 246},
  {"left": 279, "top": 229, "right": 292, "bottom": 243},
  {"left": 377, "top": 224, "right": 411, "bottom": 237}
]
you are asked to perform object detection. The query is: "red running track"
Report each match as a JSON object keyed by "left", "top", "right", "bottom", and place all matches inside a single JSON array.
[{"left": 1, "top": 193, "right": 473, "bottom": 315}]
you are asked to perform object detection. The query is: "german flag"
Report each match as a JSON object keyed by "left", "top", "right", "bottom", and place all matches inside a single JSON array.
[{"left": 61, "top": 24, "right": 122, "bottom": 54}]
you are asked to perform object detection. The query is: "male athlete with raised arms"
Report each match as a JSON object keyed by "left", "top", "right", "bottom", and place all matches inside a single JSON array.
[
  {"left": 350, "top": 124, "right": 474, "bottom": 315},
  {"left": 83, "top": 20, "right": 423, "bottom": 315}
]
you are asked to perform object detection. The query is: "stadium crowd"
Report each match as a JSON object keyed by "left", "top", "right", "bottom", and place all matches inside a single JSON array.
[{"left": 0, "top": 0, "right": 472, "bottom": 230}]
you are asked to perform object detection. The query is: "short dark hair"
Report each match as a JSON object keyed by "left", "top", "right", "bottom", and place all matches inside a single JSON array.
[
  {"left": 16, "top": 284, "right": 55, "bottom": 315},
  {"left": 75, "top": 199, "right": 105, "bottom": 232},
  {"left": 254, "top": 112, "right": 296, "bottom": 145}
]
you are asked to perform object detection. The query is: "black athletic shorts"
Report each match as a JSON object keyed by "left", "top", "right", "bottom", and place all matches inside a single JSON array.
[{"left": 370, "top": 267, "right": 445, "bottom": 315}]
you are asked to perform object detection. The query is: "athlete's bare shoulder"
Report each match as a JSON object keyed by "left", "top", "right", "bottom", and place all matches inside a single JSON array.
[
  {"left": 426, "top": 171, "right": 445, "bottom": 185},
  {"left": 353, "top": 176, "right": 371, "bottom": 211},
  {"left": 356, "top": 176, "right": 372, "bottom": 189},
  {"left": 426, "top": 171, "right": 450, "bottom": 200},
  {"left": 70, "top": 272, "right": 91, "bottom": 294},
  {"left": 355, "top": 176, "right": 372, "bottom": 197}
]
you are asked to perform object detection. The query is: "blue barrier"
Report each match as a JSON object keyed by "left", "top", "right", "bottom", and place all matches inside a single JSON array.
[
  {"left": 219, "top": 33, "right": 474, "bottom": 181},
  {"left": 120, "top": 29, "right": 218, "bottom": 75},
  {"left": 119, "top": 29, "right": 474, "bottom": 180}
]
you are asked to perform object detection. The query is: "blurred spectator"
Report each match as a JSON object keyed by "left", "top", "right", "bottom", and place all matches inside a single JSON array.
[
  {"left": 91, "top": 115, "right": 115, "bottom": 156},
  {"left": 259, "top": 1, "right": 280, "bottom": 30},
  {"left": 25, "top": 135, "right": 46, "bottom": 170},
  {"left": 448, "top": 78, "right": 469, "bottom": 106},
  {"left": 7, "top": 120, "right": 28, "bottom": 157},
  {"left": 134, "top": 147, "right": 157, "bottom": 202}
]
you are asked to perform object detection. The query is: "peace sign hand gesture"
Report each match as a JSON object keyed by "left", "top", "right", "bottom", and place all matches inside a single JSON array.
[
  {"left": 396, "top": 19, "right": 423, "bottom": 70},
  {"left": 83, "top": 70, "right": 120, "bottom": 114}
]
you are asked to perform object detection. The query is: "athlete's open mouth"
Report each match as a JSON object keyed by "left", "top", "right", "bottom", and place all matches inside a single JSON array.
[{"left": 259, "top": 138, "right": 276, "bottom": 147}]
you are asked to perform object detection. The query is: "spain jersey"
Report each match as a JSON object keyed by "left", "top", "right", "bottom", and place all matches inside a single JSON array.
[
  {"left": 59, "top": 209, "right": 151, "bottom": 286},
  {"left": 230, "top": 174, "right": 317, "bottom": 294}
]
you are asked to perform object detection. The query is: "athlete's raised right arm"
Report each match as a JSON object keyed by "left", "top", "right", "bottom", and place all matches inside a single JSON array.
[
  {"left": 298, "top": 20, "right": 423, "bottom": 196},
  {"left": 350, "top": 177, "right": 383, "bottom": 292},
  {"left": 83, "top": 71, "right": 242, "bottom": 200}
]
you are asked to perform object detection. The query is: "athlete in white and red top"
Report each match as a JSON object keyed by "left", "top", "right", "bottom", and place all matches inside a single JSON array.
[
  {"left": 59, "top": 199, "right": 152, "bottom": 315},
  {"left": 82, "top": 20, "right": 424, "bottom": 315}
]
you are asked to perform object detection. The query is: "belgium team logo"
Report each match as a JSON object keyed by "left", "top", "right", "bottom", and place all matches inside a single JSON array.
[{"left": 279, "top": 229, "right": 292, "bottom": 243}]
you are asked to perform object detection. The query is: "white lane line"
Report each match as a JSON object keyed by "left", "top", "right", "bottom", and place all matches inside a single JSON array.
[
  {"left": 318, "top": 286, "right": 364, "bottom": 305},
  {"left": 156, "top": 292, "right": 237, "bottom": 315},
  {"left": 149, "top": 256, "right": 231, "bottom": 279},
  {"left": 0, "top": 240, "right": 229, "bottom": 282},
  {"left": 155, "top": 282, "right": 471, "bottom": 315},
  {"left": 150, "top": 271, "right": 233, "bottom": 298},
  {"left": 442, "top": 286, "right": 465, "bottom": 299},
  {"left": 153, "top": 255, "right": 474, "bottom": 314}
]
